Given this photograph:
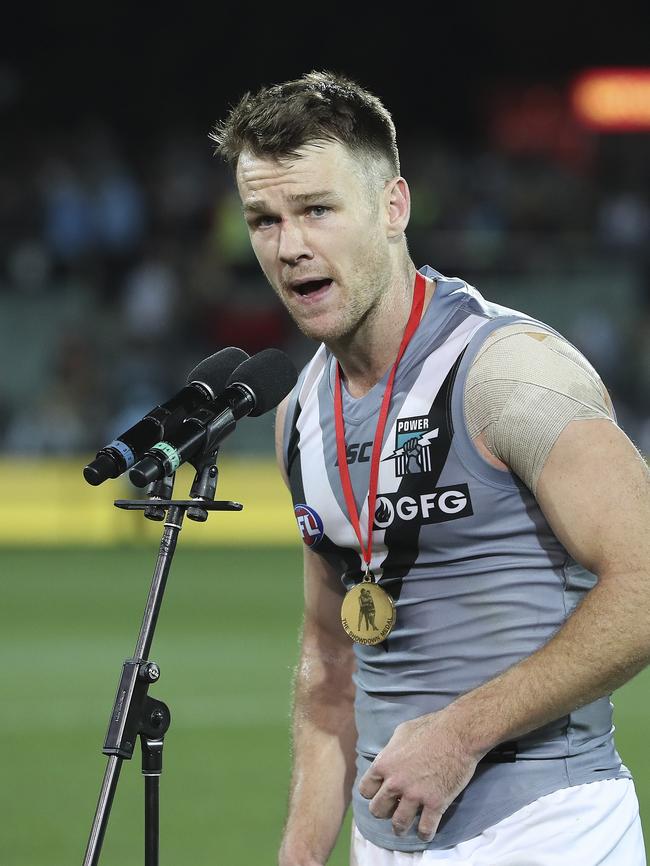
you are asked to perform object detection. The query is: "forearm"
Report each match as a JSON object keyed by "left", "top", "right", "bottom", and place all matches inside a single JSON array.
[
  {"left": 448, "top": 569, "right": 650, "bottom": 758},
  {"left": 280, "top": 642, "right": 357, "bottom": 866}
]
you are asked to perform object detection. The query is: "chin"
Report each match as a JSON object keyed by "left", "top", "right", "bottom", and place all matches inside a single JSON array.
[
  {"left": 296, "top": 318, "right": 353, "bottom": 345},
  {"left": 295, "top": 321, "right": 335, "bottom": 343}
]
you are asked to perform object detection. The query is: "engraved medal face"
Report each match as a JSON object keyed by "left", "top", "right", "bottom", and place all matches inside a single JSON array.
[{"left": 340, "top": 582, "right": 395, "bottom": 645}]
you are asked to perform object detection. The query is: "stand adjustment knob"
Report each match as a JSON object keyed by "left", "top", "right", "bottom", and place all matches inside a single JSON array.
[{"left": 139, "top": 662, "right": 161, "bottom": 683}]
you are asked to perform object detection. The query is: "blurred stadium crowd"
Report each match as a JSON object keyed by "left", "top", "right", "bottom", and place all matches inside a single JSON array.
[{"left": 1, "top": 120, "right": 649, "bottom": 456}]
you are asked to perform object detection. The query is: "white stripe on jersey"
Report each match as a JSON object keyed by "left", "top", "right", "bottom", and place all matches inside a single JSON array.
[{"left": 295, "top": 314, "right": 486, "bottom": 573}]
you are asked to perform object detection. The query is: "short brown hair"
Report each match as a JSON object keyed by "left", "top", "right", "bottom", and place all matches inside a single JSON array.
[{"left": 211, "top": 70, "right": 399, "bottom": 177}]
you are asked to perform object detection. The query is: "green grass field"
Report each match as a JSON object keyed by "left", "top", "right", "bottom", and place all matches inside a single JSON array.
[{"left": 1, "top": 546, "right": 648, "bottom": 865}]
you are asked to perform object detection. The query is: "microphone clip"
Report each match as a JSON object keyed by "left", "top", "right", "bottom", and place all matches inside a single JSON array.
[
  {"left": 186, "top": 447, "right": 221, "bottom": 523},
  {"left": 116, "top": 444, "right": 241, "bottom": 522},
  {"left": 144, "top": 475, "right": 176, "bottom": 522}
]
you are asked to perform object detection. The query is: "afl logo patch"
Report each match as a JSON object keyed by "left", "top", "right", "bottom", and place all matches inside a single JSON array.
[{"left": 294, "top": 504, "right": 324, "bottom": 547}]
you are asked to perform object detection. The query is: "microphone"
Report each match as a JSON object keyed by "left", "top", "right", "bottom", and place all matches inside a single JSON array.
[
  {"left": 83, "top": 346, "right": 250, "bottom": 486},
  {"left": 128, "top": 348, "right": 298, "bottom": 488}
]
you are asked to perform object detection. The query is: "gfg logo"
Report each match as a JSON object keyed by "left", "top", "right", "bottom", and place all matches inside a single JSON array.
[
  {"left": 373, "top": 484, "right": 473, "bottom": 529},
  {"left": 294, "top": 504, "right": 324, "bottom": 547}
]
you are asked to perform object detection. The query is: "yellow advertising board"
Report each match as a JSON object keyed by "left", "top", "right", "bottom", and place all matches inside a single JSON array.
[{"left": 0, "top": 457, "right": 298, "bottom": 546}]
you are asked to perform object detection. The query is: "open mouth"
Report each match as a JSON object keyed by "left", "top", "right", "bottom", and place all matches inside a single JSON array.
[{"left": 291, "top": 278, "right": 333, "bottom": 297}]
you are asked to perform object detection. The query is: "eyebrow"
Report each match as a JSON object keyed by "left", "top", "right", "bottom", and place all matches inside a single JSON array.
[{"left": 242, "top": 191, "right": 341, "bottom": 214}]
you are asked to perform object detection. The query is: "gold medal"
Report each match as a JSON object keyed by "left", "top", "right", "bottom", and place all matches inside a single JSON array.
[
  {"left": 341, "top": 571, "right": 395, "bottom": 645},
  {"left": 333, "top": 276, "right": 425, "bottom": 647}
]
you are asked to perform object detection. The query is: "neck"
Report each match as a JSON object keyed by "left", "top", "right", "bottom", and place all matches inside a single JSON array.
[{"left": 329, "top": 260, "right": 427, "bottom": 398}]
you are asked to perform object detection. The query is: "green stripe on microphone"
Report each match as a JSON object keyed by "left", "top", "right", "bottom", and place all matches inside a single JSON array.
[{"left": 151, "top": 441, "right": 181, "bottom": 472}]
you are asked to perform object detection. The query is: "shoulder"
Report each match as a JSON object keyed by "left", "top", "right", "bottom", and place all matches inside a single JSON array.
[
  {"left": 462, "top": 323, "right": 616, "bottom": 493},
  {"left": 467, "top": 323, "right": 612, "bottom": 411},
  {"left": 273, "top": 343, "right": 331, "bottom": 488}
]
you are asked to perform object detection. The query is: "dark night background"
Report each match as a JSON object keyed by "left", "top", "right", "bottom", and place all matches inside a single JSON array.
[
  {"left": 4, "top": 4, "right": 649, "bottom": 133},
  {"left": 1, "top": 2, "right": 649, "bottom": 456}
]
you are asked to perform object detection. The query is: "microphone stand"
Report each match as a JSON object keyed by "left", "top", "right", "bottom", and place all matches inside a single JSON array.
[{"left": 82, "top": 447, "right": 242, "bottom": 866}]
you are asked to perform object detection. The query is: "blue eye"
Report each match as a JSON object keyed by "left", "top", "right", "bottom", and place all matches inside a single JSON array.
[
  {"left": 308, "top": 206, "right": 329, "bottom": 217},
  {"left": 253, "top": 215, "right": 278, "bottom": 229}
]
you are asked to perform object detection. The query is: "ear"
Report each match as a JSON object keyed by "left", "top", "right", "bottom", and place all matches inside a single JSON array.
[{"left": 384, "top": 177, "right": 410, "bottom": 238}]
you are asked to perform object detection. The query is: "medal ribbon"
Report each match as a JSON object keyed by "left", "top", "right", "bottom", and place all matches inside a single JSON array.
[{"left": 334, "top": 272, "right": 426, "bottom": 571}]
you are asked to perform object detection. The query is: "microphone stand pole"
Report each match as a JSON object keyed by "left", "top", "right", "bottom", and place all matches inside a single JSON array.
[{"left": 82, "top": 450, "right": 242, "bottom": 866}]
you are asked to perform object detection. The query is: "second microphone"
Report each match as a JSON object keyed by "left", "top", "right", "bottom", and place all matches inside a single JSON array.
[{"left": 129, "top": 348, "right": 297, "bottom": 488}]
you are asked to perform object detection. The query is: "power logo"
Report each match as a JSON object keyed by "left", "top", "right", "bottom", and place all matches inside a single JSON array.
[
  {"left": 294, "top": 504, "right": 324, "bottom": 547},
  {"left": 384, "top": 415, "right": 439, "bottom": 477}
]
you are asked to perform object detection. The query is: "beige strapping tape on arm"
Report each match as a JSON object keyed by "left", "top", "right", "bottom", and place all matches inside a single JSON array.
[{"left": 464, "top": 325, "right": 614, "bottom": 494}]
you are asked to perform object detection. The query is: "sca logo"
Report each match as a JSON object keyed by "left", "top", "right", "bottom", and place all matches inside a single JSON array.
[{"left": 294, "top": 504, "right": 324, "bottom": 547}]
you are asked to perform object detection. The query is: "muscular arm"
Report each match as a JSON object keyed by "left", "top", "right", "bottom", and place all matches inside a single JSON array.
[
  {"left": 360, "top": 417, "right": 650, "bottom": 841},
  {"left": 450, "top": 419, "right": 650, "bottom": 752},
  {"left": 275, "top": 397, "right": 357, "bottom": 866}
]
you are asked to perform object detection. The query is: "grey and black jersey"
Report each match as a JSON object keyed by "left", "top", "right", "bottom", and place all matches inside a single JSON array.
[{"left": 283, "top": 266, "right": 629, "bottom": 852}]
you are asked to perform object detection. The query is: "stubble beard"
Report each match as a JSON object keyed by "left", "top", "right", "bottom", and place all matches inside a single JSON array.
[{"left": 273, "top": 238, "right": 393, "bottom": 347}]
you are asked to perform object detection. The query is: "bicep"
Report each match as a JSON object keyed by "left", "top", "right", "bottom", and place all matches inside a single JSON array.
[
  {"left": 297, "top": 547, "right": 356, "bottom": 695},
  {"left": 535, "top": 418, "right": 650, "bottom": 578},
  {"left": 294, "top": 548, "right": 356, "bottom": 736},
  {"left": 303, "top": 546, "right": 351, "bottom": 645}
]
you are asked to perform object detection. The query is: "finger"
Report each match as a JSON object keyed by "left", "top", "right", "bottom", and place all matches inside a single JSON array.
[
  {"left": 358, "top": 768, "right": 383, "bottom": 800},
  {"left": 417, "top": 805, "right": 444, "bottom": 843},
  {"left": 390, "top": 797, "right": 419, "bottom": 836},
  {"left": 369, "top": 783, "right": 401, "bottom": 819}
]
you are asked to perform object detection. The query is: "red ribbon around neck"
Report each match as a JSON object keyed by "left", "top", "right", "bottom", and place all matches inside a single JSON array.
[{"left": 333, "top": 272, "right": 426, "bottom": 569}]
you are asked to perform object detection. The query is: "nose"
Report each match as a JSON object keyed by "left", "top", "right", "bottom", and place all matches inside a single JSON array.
[{"left": 278, "top": 220, "right": 313, "bottom": 265}]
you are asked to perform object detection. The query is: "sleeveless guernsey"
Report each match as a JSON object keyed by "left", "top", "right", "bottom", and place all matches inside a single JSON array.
[{"left": 282, "top": 266, "right": 629, "bottom": 851}]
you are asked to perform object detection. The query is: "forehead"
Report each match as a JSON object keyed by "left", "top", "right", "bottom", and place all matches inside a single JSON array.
[{"left": 236, "top": 140, "right": 365, "bottom": 203}]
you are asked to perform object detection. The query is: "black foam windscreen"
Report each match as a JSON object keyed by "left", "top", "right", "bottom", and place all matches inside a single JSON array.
[
  {"left": 227, "top": 348, "right": 298, "bottom": 416},
  {"left": 187, "top": 346, "right": 250, "bottom": 393}
]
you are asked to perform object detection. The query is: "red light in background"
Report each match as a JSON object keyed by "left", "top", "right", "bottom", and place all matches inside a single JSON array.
[
  {"left": 572, "top": 69, "right": 650, "bottom": 132},
  {"left": 486, "top": 84, "right": 592, "bottom": 168}
]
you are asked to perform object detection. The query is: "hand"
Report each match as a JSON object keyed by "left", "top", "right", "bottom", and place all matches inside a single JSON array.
[
  {"left": 358, "top": 710, "right": 481, "bottom": 842},
  {"left": 403, "top": 436, "right": 423, "bottom": 469},
  {"left": 403, "top": 437, "right": 420, "bottom": 454}
]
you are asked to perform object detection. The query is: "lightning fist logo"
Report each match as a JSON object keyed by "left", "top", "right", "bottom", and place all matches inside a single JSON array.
[{"left": 385, "top": 415, "right": 439, "bottom": 476}]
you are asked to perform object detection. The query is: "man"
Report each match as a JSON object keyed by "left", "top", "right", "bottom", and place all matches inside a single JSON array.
[
  {"left": 357, "top": 585, "right": 379, "bottom": 634},
  {"left": 211, "top": 71, "right": 650, "bottom": 865}
]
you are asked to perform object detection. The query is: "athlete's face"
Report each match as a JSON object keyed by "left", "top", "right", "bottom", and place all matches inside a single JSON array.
[{"left": 236, "top": 140, "right": 395, "bottom": 344}]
